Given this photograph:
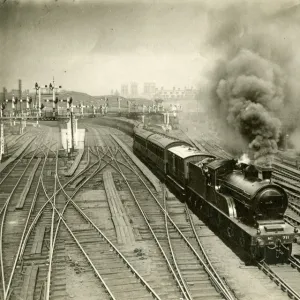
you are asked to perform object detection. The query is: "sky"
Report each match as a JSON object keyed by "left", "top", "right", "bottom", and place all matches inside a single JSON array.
[{"left": 0, "top": 0, "right": 298, "bottom": 96}]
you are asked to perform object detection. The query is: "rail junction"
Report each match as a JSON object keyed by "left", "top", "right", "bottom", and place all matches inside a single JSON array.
[{"left": 0, "top": 115, "right": 300, "bottom": 300}]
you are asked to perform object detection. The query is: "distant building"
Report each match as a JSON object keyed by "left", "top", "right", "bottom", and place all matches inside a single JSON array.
[
  {"left": 130, "top": 82, "right": 138, "bottom": 97},
  {"left": 121, "top": 84, "right": 129, "bottom": 97},
  {"left": 144, "top": 82, "right": 156, "bottom": 96},
  {"left": 155, "top": 86, "right": 198, "bottom": 100},
  {"left": 11, "top": 89, "right": 20, "bottom": 96}
]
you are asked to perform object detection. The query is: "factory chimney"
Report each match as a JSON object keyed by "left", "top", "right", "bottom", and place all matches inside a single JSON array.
[
  {"left": 18, "top": 79, "right": 22, "bottom": 99},
  {"left": 3, "top": 87, "right": 6, "bottom": 102}
]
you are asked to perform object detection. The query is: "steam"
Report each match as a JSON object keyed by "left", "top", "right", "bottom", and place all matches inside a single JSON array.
[
  {"left": 203, "top": 3, "right": 300, "bottom": 166},
  {"left": 238, "top": 153, "right": 250, "bottom": 164}
]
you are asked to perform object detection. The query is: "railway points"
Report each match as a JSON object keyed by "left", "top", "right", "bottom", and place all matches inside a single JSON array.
[{"left": 0, "top": 114, "right": 300, "bottom": 300}]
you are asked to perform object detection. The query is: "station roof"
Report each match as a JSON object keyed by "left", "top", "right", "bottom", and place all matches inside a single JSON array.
[{"left": 168, "top": 145, "right": 212, "bottom": 159}]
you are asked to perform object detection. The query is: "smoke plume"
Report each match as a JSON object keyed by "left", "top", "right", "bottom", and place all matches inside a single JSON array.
[
  {"left": 216, "top": 49, "right": 284, "bottom": 166},
  {"left": 238, "top": 153, "right": 250, "bottom": 164},
  {"left": 204, "top": 3, "right": 300, "bottom": 166}
]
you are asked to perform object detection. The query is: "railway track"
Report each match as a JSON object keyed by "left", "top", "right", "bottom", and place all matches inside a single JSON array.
[
  {"left": 0, "top": 138, "right": 57, "bottom": 299},
  {"left": 95, "top": 136, "right": 236, "bottom": 300},
  {"left": 257, "top": 262, "right": 300, "bottom": 299},
  {"left": 163, "top": 189, "right": 236, "bottom": 300},
  {"left": 2, "top": 122, "right": 300, "bottom": 300},
  {"left": 86, "top": 123, "right": 300, "bottom": 299},
  {"left": 5, "top": 132, "right": 161, "bottom": 299},
  {"left": 8, "top": 144, "right": 102, "bottom": 299},
  {"left": 46, "top": 145, "right": 161, "bottom": 299}
]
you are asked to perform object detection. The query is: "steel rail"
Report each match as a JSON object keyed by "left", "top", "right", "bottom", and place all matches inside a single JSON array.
[
  {"left": 4, "top": 148, "right": 49, "bottom": 299},
  {"left": 54, "top": 168, "right": 162, "bottom": 300},
  {"left": 289, "top": 201, "right": 300, "bottom": 210},
  {"left": 273, "top": 170, "right": 300, "bottom": 184},
  {"left": 25, "top": 135, "right": 52, "bottom": 156},
  {"left": 284, "top": 214, "right": 300, "bottom": 227},
  {"left": 163, "top": 186, "right": 192, "bottom": 300},
  {"left": 43, "top": 148, "right": 108, "bottom": 300},
  {"left": 289, "top": 256, "right": 300, "bottom": 272},
  {"left": 0, "top": 131, "right": 46, "bottom": 186},
  {"left": 185, "top": 203, "right": 237, "bottom": 298},
  {"left": 47, "top": 144, "right": 162, "bottom": 299},
  {"left": 289, "top": 203, "right": 300, "bottom": 217},
  {"left": 112, "top": 145, "right": 236, "bottom": 300},
  {"left": 45, "top": 148, "right": 59, "bottom": 300},
  {"left": 0, "top": 142, "right": 43, "bottom": 298},
  {"left": 18, "top": 150, "right": 106, "bottom": 260},
  {"left": 286, "top": 190, "right": 300, "bottom": 201},
  {"left": 97, "top": 146, "right": 234, "bottom": 298},
  {"left": 257, "top": 262, "right": 300, "bottom": 300},
  {"left": 41, "top": 179, "right": 117, "bottom": 300},
  {"left": 104, "top": 146, "right": 197, "bottom": 300}
]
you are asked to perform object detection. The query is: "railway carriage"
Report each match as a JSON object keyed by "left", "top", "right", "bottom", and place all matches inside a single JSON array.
[
  {"left": 133, "top": 128, "right": 153, "bottom": 159},
  {"left": 166, "top": 145, "right": 215, "bottom": 196},
  {"left": 146, "top": 134, "right": 189, "bottom": 177},
  {"left": 133, "top": 128, "right": 190, "bottom": 178}
]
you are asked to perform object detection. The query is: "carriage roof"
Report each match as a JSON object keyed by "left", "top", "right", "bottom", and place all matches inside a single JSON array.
[
  {"left": 147, "top": 133, "right": 190, "bottom": 149},
  {"left": 168, "top": 145, "right": 213, "bottom": 159}
]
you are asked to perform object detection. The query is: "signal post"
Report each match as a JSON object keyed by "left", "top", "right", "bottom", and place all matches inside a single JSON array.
[
  {"left": 0, "top": 102, "right": 6, "bottom": 162},
  {"left": 61, "top": 97, "right": 75, "bottom": 153},
  {"left": 35, "top": 79, "right": 62, "bottom": 122}
]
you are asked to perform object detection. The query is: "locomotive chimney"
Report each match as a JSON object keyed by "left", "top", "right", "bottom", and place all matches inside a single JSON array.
[
  {"left": 262, "top": 167, "right": 272, "bottom": 180},
  {"left": 239, "top": 162, "right": 248, "bottom": 170},
  {"left": 244, "top": 165, "right": 259, "bottom": 179}
]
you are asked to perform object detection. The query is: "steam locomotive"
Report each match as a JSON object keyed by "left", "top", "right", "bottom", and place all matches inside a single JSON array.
[{"left": 133, "top": 127, "right": 299, "bottom": 264}]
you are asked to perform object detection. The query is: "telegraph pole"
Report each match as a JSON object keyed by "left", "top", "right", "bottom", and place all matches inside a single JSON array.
[
  {"left": 0, "top": 103, "right": 6, "bottom": 162},
  {"left": 66, "top": 97, "right": 75, "bottom": 153},
  {"left": 118, "top": 97, "right": 121, "bottom": 114},
  {"left": 35, "top": 83, "right": 41, "bottom": 125},
  {"left": 70, "top": 110, "right": 75, "bottom": 152},
  {"left": 49, "top": 77, "right": 62, "bottom": 118},
  {"left": 19, "top": 79, "right": 22, "bottom": 116}
]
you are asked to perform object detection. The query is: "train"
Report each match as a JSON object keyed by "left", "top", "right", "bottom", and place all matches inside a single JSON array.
[{"left": 133, "top": 127, "right": 300, "bottom": 264}]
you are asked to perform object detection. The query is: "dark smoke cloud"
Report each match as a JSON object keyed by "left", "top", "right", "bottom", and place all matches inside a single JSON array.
[
  {"left": 216, "top": 49, "right": 284, "bottom": 166},
  {"left": 204, "top": 3, "right": 300, "bottom": 166}
]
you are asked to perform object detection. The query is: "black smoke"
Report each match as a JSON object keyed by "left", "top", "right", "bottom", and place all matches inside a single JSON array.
[
  {"left": 204, "top": 4, "right": 300, "bottom": 166},
  {"left": 216, "top": 49, "right": 284, "bottom": 166}
]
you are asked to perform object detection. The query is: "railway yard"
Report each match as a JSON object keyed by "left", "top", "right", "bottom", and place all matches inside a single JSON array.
[
  {"left": 3, "top": 0, "right": 300, "bottom": 299},
  {"left": 1, "top": 119, "right": 300, "bottom": 300}
]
